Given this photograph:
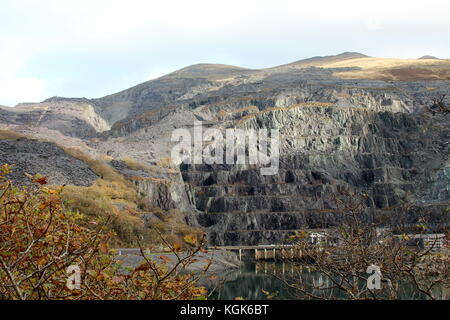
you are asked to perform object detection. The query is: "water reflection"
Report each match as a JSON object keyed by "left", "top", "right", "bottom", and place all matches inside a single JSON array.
[
  {"left": 209, "top": 261, "right": 448, "bottom": 300},
  {"left": 209, "top": 262, "right": 294, "bottom": 300}
]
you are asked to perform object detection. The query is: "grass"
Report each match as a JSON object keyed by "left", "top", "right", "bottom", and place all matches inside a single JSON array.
[
  {"left": 0, "top": 129, "right": 127, "bottom": 185},
  {"left": 0, "top": 132, "right": 145, "bottom": 246},
  {"left": 48, "top": 148, "right": 187, "bottom": 247},
  {"left": 59, "top": 151, "right": 146, "bottom": 247},
  {"left": 62, "top": 183, "right": 146, "bottom": 247},
  {"left": 60, "top": 151, "right": 198, "bottom": 247},
  {"left": 321, "top": 57, "right": 449, "bottom": 69},
  {"left": 0, "top": 131, "right": 202, "bottom": 248},
  {"left": 146, "top": 208, "right": 205, "bottom": 248},
  {"left": 230, "top": 106, "right": 259, "bottom": 114},
  {"left": 284, "top": 54, "right": 450, "bottom": 80},
  {"left": 156, "top": 156, "right": 173, "bottom": 168},
  {"left": 61, "top": 177, "right": 193, "bottom": 247},
  {"left": 61, "top": 146, "right": 129, "bottom": 184},
  {"left": 217, "top": 106, "right": 259, "bottom": 119},
  {"left": 325, "top": 57, "right": 450, "bottom": 81},
  {"left": 0, "top": 129, "right": 26, "bottom": 140},
  {"left": 121, "top": 156, "right": 162, "bottom": 174}
]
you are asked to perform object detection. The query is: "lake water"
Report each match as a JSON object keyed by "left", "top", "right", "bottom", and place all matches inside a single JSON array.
[{"left": 209, "top": 261, "right": 448, "bottom": 300}]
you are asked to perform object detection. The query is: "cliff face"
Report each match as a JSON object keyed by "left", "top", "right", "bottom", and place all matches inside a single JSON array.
[
  {"left": 180, "top": 89, "right": 449, "bottom": 245},
  {"left": 1, "top": 99, "right": 110, "bottom": 138},
  {"left": 0, "top": 53, "right": 448, "bottom": 246}
]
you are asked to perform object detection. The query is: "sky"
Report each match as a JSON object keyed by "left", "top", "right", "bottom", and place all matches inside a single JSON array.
[{"left": 0, "top": 0, "right": 449, "bottom": 106}]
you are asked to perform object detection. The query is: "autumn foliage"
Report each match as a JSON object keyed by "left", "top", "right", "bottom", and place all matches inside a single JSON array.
[
  {"left": 283, "top": 191, "right": 449, "bottom": 300},
  {"left": 0, "top": 164, "right": 207, "bottom": 300}
]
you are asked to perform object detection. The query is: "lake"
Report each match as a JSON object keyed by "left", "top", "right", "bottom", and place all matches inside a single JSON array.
[{"left": 208, "top": 261, "right": 448, "bottom": 300}]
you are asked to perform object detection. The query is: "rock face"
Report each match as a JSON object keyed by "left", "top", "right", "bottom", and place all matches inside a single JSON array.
[
  {"left": 0, "top": 53, "right": 448, "bottom": 246},
  {"left": 92, "top": 64, "right": 255, "bottom": 125},
  {"left": 1, "top": 99, "right": 110, "bottom": 138},
  {"left": 110, "top": 159, "right": 194, "bottom": 214},
  {"left": 181, "top": 99, "right": 449, "bottom": 245},
  {"left": 0, "top": 138, "right": 98, "bottom": 186}
]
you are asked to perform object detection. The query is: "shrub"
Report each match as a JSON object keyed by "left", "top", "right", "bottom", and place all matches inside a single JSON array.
[
  {"left": 0, "top": 164, "right": 208, "bottom": 300},
  {"left": 61, "top": 147, "right": 127, "bottom": 184},
  {"left": 61, "top": 181, "right": 148, "bottom": 247},
  {"left": 122, "top": 156, "right": 154, "bottom": 173}
]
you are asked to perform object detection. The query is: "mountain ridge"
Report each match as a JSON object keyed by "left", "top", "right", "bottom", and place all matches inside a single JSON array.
[
  {"left": 92, "top": 52, "right": 450, "bottom": 125},
  {"left": 3, "top": 52, "right": 450, "bottom": 133},
  {"left": 0, "top": 51, "right": 448, "bottom": 246},
  {"left": 278, "top": 51, "right": 369, "bottom": 67}
]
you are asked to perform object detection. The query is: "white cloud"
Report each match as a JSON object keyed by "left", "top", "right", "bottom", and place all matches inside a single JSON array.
[
  {"left": 0, "top": 77, "right": 47, "bottom": 106},
  {"left": 0, "top": 42, "right": 48, "bottom": 106},
  {"left": 146, "top": 65, "right": 186, "bottom": 81},
  {"left": 0, "top": 0, "right": 449, "bottom": 103},
  {"left": 366, "top": 16, "right": 383, "bottom": 31},
  {"left": 25, "top": 0, "right": 450, "bottom": 43},
  {"left": 0, "top": 54, "right": 23, "bottom": 76}
]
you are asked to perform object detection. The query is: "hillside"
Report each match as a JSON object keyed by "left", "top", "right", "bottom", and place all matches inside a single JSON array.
[
  {"left": 0, "top": 52, "right": 448, "bottom": 246},
  {"left": 419, "top": 55, "right": 440, "bottom": 60},
  {"left": 90, "top": 53, "right": 450, "bottom": 124},
  {"left": 278, "top": 51, "right": 369, "bottom": 67},
  {"left": 320, "top": 56, "right": 450, "bottom": 80},
  {"left": 0, "top": 137, "right": 98, "bottom": 186},
  {"left": 164, "top": 63, "right": 254, "bottom": 80}
]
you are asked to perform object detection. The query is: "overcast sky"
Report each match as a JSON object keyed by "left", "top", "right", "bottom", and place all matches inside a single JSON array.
[{"left": 1, "top": 0, "right": 449, "bottom": 106}]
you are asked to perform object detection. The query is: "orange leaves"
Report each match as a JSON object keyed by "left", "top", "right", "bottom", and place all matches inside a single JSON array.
[
  {"left": 36, "top": 256, "right": 47, "bottom": 266},
  {"left": 0, "top": 164, "right": 207, "bottom": 300},
  {"left": 191, "top": 286, "right": 208, "bottom": 298},
  {"left": 24, "top": 172, "right": 47, "bottom": 184},
  {"left": 71, "top": 241, "right": 82, "bottom": 251},
  {"left": 261, "top": 289, "right": 278, "bottom": 299},
  {"left": 42, "top": 187, "right": 62, "bottom": 195},
  {"left": 183, "top": 234, "right": 198, "bottom": 246},
  {"left": 158, "top": 255, "right": 172, "bottom": 264},
  {"left": 109, "top": 287, "right": 125, "bottom": 295},
  {"left": 38, "top": 202, "right": 49, "bottom": 211},
  {"left": 172, "top": 242, "right": 183, "bottom": 252},
  {"left": 134, "top": 263, "right": 151, "bottom": 272},
  {"left": 33, "top": 177, "right": 47, "bottom": 185},
  {"left": 98, "top": 242, "right": 109, "bottom": 254}
]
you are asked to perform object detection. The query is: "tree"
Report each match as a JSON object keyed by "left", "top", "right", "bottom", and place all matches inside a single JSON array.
[
  {"left": 279, "top": 191, "right": 449, "bottom": 300},
  {"left": 0, "top": 164, "right": 208, "bottom": 300}
]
